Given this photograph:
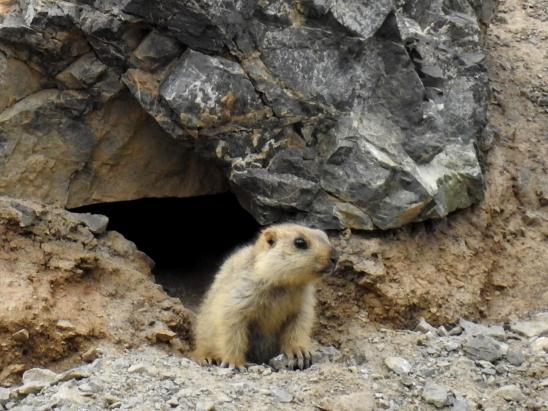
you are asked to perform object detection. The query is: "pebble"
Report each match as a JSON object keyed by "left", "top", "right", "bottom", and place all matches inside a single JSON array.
[
  {"left": 416, "top": 317, "right": 436, "bottom": 333},
  {"left": 271, "top": 388, "right": 293, "bottom": 403},
  {"left": 451, "top": 394, "right": 470, "bottom": 411},
  {"left": 510, "top": 312, "right": 548, "bottom": 338},
  {"left": 56, "top": 320, "right": 76, "bottom": 331},
  {"left": 463, "top": 335, "right": 507, "bottom": 362},
  {"left": 422, "top": 382, "right": 452, "bottom": 408},
  {"left": 505, "top": 349, "right": 525, "bottom": 366},
  {"left": 459, "top": 319, "right": 506, "bottom": 340},
  {"left": 22, "top": 368, "right": 59, "bottom": 386},
  {"left": 492, "top": 384, "right": 525, "bottom": 402},
  {"left": 12, "top": 329, "right": 30, "bottom": 342},
  {"left": 530, "top": 337, "right": 548, "bottom": 353},
  {"left": 384, "top": 357, "right": 412, "bottom": 375}
]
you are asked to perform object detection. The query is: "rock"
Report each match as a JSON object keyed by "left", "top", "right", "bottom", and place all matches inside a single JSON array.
[
  {"left": 150, "top": 324, "right": 177, "bottom": 343},
  {"left": 505, "top": 349, "right": 525, "bottom": 366},
  {"left": 22, "top": 368, "right": 59, "bottom": 386},
  {"left": 57, "top": 369, "right": 90, "bottom": 383},
  {"left": 72, "top": 213, "right": 109, "bottom": 235},
  {"left": 510, "top": 313, "right": 548, "bottom": 338},
  {"left": 384, "top": 357, "right": 412, "bottom": 375},
  {"left": 311, "top": 346, "right": 343, "bottom": 364},
  {"left": 0, "top": 90, "right": 226, "bottom": 209},
  {"left": 451, "top": 394, "right": 470, "bottom": 411},
  {"left": 492, "top": 384, "right": 525, "bottom": 402},
  {"left": 0, "top": 0, "right": 490, "bottom": 230},
  {"left": 55, "top": 52, "right": 108, "bottom": 89},
  {"left": 459, "top": 319, "right": 506, "bottom": 340},
  {"left": 51, "top": 382, "right": 89, "bottom": 406},
  {"left": 416, "top": 317, "right": 436, "bottom": 333},
  {"left": 268, "top": 354, "right": 288, "bottom": 370},
  {"left": 0, "top": 387, "right": 10, "bottom": 404},
  {"left": 422, "top": 382, "right": 452, "bottom": 408},
  {"left": 12, "top": 329, "right": 29, "bottom": 343},
  {"left": 81, "top": 347, "right": 102, "bottom": 363},
  {"left": 271, "top": 388, "right": 293, "bottom": 403},
  {"left": 14, "top": 368, "right": 60, "bottom": 397},
  {"left": 463, "top": 335, "right": 507, "bottom": 363},
  {"left": 530, "top": 337, "right": 548, "bottom": 353},
  {"left": 56, "top": 320, "right": 76, "bottom": 331},
  {"left": 130, "top": 31, "right": 182, "bottom": 71}
]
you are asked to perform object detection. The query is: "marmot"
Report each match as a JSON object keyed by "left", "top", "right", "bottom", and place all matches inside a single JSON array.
[{"left": 193, "top": 223, "right": 338, "bottom": 370}]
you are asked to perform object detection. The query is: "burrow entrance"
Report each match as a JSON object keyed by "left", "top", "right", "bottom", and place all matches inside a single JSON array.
[{"left": 72, "top": 193, "right": 261, "bottom": 310}]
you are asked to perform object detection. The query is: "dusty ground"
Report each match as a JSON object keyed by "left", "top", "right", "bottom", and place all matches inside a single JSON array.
[
  {"left": 0, "top": 197, "right": 194, "bottom": 385},
  {"left": 0, "top": 0, "right": 547, "bottom": 409}
]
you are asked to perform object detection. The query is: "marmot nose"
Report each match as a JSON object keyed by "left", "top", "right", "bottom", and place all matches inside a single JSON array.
[{"left": 330, "top": 248, "right": 339, "bottom": 265}]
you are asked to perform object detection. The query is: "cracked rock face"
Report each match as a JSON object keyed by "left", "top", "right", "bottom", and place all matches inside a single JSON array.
[{"left": 0, "top": 0, "right": 490, "bottom": 229}]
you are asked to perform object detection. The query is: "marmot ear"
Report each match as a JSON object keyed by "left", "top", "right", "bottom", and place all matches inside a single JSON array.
[{"left": 262, "top": 227, "right": 277, "bottom": 247}]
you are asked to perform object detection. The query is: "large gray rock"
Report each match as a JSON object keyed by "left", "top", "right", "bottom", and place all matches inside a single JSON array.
[{"left": 0, "top": 0, "right": 491, "bottom": 229}]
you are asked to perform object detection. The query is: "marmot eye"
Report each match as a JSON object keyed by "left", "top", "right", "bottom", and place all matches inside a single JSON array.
[{"left": 294, "top": 237, "right": 308, "bottom": 250}]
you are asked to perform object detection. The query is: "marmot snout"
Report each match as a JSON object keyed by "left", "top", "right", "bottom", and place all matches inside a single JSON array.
[{"left": 193, "top": 223, "right": 338, "bottom": 370}]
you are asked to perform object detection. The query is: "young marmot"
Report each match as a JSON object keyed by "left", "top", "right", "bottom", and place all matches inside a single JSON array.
[{"left": 193, "top": 223, "right": 338, "bottom": 370}]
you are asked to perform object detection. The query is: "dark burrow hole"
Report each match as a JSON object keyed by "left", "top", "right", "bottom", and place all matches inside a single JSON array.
[{"left": 72, "top": 193, "right": 261, "bottom": 310}]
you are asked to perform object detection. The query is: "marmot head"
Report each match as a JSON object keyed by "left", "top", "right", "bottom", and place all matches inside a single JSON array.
[{"left": 253, "top": 223, "right": 339, "bottom": 287}]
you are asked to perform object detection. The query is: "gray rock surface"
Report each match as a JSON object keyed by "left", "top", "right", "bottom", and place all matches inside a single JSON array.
[
  {"left": 463, "top": 335, "right": 507, "bottom": 363},
  {"left": 0, "top": 0, "right": 491, "bottom": 229}
]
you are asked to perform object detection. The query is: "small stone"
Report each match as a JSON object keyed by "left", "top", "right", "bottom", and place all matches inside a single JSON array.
[
  {"left": 57, "top": 369, "right": 90, "bottom": 382},
  {"left": 422, "top": 382, "right": 452, "bottom": 408},
  {"left": 463, "top": 335, "right": 507, "bottom": 362},
  {"left": 443, "top": 339, "right": 462, "bottom": 352},
  {"left": 384, "top": 357, "right": 412, "bottom": 375},
  {"left": 148, "top": 323, "right": 177, "bottom": 343},
  {"left": 56, "top": 320, "right": 76, "bottom": 331},
  {"left": 269, "top": 354, "right": 289, "bottom": 370},
  {"left": 0, "top": 387, "right": 10, "bottom": 403},
  {"left": 12, "top": 329, "right": 29, "bottom": 342},
  {"left": 154, "top": 327, "right": 177, "bottom": 343},
  {"left": 437, "top": 326, "right": 448, "bottom": 337},
  {"left": 505, "top": 349, "right": 525, "bottom": 366},
  {"left": 271, "top": 388, "right": 293, "bottom": 403},
  {"left": 22, "top": 368, "right": 59, "bottom": 386},
  {"left": 81, "top": 347, "right": 102, "bottom": 362},
  {"left": 72, "top": 212, "right": 109, "bottom": 234},
  {"left": 451, "top": 394, "right": 470, "bottom": 411},
  {"left": 493, "top": 384, "right": 525, "bottom": 402},
  {"left": 530, "top": 337, "right": 548, "bottom": 353},
  {"left": 78, "top": 383, "right": 98, "bottom": 394},
  {"left": 311, "top": 345, "right": 343, "bottom": 364},
  {"left": 510, "top": 313, "right": 548, "bottom": 338},
  {"left": 459, "top": 319, "right": 506, "bottom": 340},
  {"left": 195, "top": 399, "right": 216, "bottom": 411},
  {"left": 448, "top": 326, "right": 464, "bottom": 336},
  {"left": 55, "top": 52, "right": 108, "bottom": 89},
  {"left": 167, "top": 397, "right": 179, "bottom": 407},
  {"left": 416, "top": 317, "right": 436, "bottom": 333},
  {"left": 52, "top": 382, "right": 89, "bottom": 405}
]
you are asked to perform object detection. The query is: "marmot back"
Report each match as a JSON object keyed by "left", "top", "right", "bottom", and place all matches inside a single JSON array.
[{"left": 193, "top": 223, "right": 338, "bottom": 370}]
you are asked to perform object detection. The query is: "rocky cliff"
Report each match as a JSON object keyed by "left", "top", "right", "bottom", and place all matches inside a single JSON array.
[{"left": 0, "top": 0, "right": 493, "bottom": 229}]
